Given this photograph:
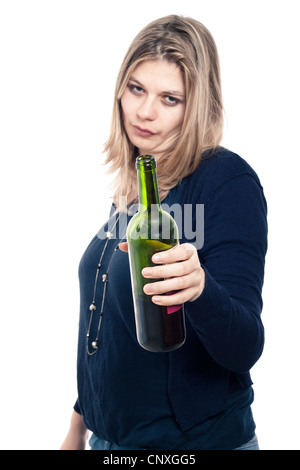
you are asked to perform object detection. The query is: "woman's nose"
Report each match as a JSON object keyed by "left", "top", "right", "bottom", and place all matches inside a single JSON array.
[{"left": 137, "top": 97, "right": 157, "bottom": 121}]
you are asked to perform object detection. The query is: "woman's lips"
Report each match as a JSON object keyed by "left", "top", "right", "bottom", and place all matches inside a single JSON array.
[{"left": 133, "top": 125, "right": 155, "bottom": 137}]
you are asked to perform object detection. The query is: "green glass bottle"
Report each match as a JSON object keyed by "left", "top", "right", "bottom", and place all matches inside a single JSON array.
[{"left": 127, "top": 155, "right": 186, "bottom": 352}]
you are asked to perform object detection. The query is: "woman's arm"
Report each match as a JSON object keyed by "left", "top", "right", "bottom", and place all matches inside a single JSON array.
[
  {"left": 60, "top": 409, "right": 89, "bottom": 450},
  {"left": 121, "top": 173, "right": 267, "bottom": 374}
]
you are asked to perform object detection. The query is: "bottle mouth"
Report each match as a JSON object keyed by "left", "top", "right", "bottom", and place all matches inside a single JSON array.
[{"left": 136, "top": 155, "right": 156, "bottom": 170}]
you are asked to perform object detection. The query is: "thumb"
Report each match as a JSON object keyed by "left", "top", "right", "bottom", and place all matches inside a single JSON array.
[{"left": 118, "top": 241, "right": 129, "bottom": 253}]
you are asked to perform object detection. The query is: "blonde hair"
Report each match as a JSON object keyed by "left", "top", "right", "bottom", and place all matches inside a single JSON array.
[{"left": 104, "top": 15, "right": 223, "bottom": 210}]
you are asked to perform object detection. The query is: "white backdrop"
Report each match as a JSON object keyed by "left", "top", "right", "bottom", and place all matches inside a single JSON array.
[{"left": 0, "top": 0, "right": 299, "bottom": 450}]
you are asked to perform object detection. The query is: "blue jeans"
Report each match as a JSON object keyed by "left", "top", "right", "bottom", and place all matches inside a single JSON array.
[
  {"left": 89, "top": 433, "right": 259, "bottom": 450},
  {"left": 235, "top": 434, "right": 259, "bottom": 450}
]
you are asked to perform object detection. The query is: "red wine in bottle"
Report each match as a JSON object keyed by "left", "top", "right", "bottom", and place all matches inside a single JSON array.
[{"left": 127, "top": 155, "right": 186, "bottom": 352}]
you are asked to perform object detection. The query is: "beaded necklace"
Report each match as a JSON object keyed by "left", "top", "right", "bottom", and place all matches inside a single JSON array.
[{"left": 86, "top": 212, "right": 125, "bottom": 356}]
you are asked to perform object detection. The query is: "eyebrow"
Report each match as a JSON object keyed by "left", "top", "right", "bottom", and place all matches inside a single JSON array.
[{"left": 129, "top": 77, "right": 185, "bottom": 98}]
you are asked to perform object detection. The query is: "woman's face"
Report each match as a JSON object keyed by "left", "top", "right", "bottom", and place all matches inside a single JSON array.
[{"left": 121, "top": 59, "right": 186, "bottom": 160}]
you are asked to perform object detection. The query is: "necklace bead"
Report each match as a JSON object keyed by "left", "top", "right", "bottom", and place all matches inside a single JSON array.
[
  {"left": 89, "top": 303, "right": 96, "bottom": 311},
  {"left": 92, "top": 341, "right": 98, "bottom": 349}
]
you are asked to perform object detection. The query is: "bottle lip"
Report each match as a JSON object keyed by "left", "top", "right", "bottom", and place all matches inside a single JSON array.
[{"left": 136, "top": 155, "right": 156, "bottom": 170}]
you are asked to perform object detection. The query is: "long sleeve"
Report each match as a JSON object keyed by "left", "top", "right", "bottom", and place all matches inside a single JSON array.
[
  {"left": 185, "top": 173, "right": 268, "bottom": 374},
  {"left": 74, "top": 398, "right": 81, "bottom": 414}
]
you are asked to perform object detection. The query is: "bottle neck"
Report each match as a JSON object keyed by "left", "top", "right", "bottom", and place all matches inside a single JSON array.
[{"left": 136, "top": 155, "right": 161, "bottom": 211}]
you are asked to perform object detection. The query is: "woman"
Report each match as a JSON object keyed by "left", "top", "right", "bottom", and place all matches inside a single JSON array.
[{"left": 61, "top": 15, "right": 267, "bottom": 450}]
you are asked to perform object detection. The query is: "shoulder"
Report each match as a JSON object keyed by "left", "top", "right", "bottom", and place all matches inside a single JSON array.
[
  {"left": 185, "top": 147, "right": 264, "bottom": 204},
  {"left": 199, "top": 147, "right": 261, "bottom": 185}
]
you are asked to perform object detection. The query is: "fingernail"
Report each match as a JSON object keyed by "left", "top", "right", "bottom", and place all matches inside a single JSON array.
[
  {"left": 143, "top": 284, "right": 153, "bottom": 294},
  {"left": 152, "top": 254, "right": 162, "bottom": 263},
  {"left": 142, "top": 268, "right": 152, "bottom": 277}
]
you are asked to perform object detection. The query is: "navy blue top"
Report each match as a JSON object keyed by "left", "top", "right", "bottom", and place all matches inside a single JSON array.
[{"left": 74, "top": 148, "right": 268, "bottom": 450}]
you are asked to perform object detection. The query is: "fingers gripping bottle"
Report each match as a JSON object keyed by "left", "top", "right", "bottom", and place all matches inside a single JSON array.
[{"left": 127, "top": 155, "right": 186, "bottom": 352}]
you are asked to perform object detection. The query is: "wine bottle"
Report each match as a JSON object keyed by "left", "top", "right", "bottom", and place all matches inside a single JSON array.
[{"left": 127, "top": 155, "right": 186, "bottom": 352}]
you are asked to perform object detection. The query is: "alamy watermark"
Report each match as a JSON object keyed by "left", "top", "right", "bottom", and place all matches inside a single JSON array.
[{"left": 97, "top": 199, "right": 204, "bottom": 250}]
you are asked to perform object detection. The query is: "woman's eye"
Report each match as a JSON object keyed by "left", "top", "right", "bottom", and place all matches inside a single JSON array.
[
  {"left": 129, "top": 85, "right": 144, "bottom": 94},
  {"left": 164, "top": 96, "right": 179, "bottom": 106}
]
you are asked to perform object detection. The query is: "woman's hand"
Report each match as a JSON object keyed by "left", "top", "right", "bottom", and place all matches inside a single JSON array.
[
  {"left": 119, "top": 242, "right": 205, "bottom": 305},
  {"left": 60, "top": 410, "right": 89, "bottom": 450}
]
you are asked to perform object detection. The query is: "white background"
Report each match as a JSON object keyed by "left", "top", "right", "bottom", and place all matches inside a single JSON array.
[{"left": 0, "top": 0, "right": 299, "bottom": 450}]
